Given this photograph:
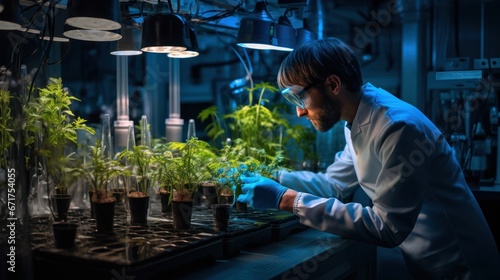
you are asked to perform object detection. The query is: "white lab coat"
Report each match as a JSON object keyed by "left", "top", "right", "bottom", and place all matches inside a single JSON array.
[{"left": 280, "top": 83, "right": 500, "bottom": 279}]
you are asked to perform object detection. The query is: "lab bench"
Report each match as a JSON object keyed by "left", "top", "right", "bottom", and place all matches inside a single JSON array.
[{"left": 29, "top": 202, "right": 376, "bottom": 280}]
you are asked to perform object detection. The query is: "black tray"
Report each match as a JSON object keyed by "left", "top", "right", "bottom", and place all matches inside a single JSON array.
[{"left": 30, "top": 203, "right": 305, "bottom": 279}]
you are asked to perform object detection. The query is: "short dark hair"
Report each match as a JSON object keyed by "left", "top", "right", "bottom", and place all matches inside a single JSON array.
[{"left": 277, "top": 37, "right": 363, "bottom": 93}]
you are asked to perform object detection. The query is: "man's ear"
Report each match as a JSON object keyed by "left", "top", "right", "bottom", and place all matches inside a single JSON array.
[{"left": 326, "top": 75, "right": 341, "bottom": 95}]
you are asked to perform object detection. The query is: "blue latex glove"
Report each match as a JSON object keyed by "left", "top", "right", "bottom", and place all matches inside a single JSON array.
[{"left": 237, "top": 176, "right": 288, "bottom": 209}]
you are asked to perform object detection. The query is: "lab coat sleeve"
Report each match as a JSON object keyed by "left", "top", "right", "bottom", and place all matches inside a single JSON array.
[
  {"left": 293, "top": 122, "right": 429, "bottom": 247},
  {"left": 279, "top": 143, "right": 359, "bottom": 201}
]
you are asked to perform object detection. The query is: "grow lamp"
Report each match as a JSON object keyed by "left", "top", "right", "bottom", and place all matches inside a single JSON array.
[
  {"left": 236, "top": 1, "right": 277, "bottom": 50},
  {"left": 141, "top": 12, "right": 191, "bottom": 53}
]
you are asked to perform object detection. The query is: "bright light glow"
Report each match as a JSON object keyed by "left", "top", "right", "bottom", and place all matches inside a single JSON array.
[
  {"left": 111, "top": 50, "right": 143, "bottom": 56},
  {"left": 167, "top": 51, "right": 199, "bottom": 58},
  {"left": 237, "top": 42, "right": 275, "bottom": 49},
  {"left": 141, "top": 46, "right": 187, "bottom": 53},
  {"left": 237, "top": 42, "right": 293, "bottom": 52},
  {"left": 269, "top": 46, "right": 293, "bottom": 52}
]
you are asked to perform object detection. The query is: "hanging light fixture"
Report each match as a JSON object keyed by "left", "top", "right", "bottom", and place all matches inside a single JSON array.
[
  {"left": 275, "top": 15, "right": 296, "bottom": 51},
  {"left": 167, "top": 24, "right": 199, "bottom": 58},
  {"left": 140, "top": 12, "right": 191, "bottom": 53},
  {"left": 0, "top": 0, "right": 20, "bottom": 30},
  {"left": 237, "top": 1, "right": 278, "bottom": 50},
  {"left": 296, "top": 18, "right": 317, "bottom": 47},
  {"left": 65, "top": 0, "right": 121, "bottom": 31},
  {"left": 63, "top": 0, "right": 121, "bottom": 42},
  {"left": 111, "top": 19, "right": 142, "bottom": 55}
]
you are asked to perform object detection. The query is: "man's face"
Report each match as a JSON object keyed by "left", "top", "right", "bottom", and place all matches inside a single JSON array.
[{"left": 309, "top": 87, "right": 342, "bottom": 132}]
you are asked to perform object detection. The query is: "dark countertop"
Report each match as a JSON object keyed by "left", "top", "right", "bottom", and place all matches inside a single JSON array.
[
  {"left": 30, "top": 203, "right": 376, "bottom": 280},
  {"left": 173, "top": 228, "right": 376, "bottom": 280}
]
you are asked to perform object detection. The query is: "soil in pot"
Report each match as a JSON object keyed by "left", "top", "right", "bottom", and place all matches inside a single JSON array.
[
  {"left": 51, "top": 194, "right": 72, "bottom": 221},
  {"left": 171, "top": 200, "right": 193, "bottom": 230},
  {"left": 211, "top": 204, "right": 231, "bottom": 231},
  {"left": 52, "top": 222, "right": 78, "bottom": 249},
  {"left": 128, "top": 193, "right": 150, "bottom": 226}
]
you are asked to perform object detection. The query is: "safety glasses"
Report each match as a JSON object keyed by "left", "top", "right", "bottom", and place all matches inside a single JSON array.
[{"left": 280, "top": 83, "right": 314, "bottom": 109}]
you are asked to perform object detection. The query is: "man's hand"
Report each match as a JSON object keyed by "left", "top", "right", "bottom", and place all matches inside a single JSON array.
[{"left": 237, "top": 176, "right": 289, "bottom": 209}]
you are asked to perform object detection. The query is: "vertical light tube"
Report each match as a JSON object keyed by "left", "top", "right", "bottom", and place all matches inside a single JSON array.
[
  {"left": 169, "top": 58, "right": 180, "bottom": 119},
  {"left": 114, "top": 56, "right": 134, "bottom": 153},
  {"left": 165, "top": 58, "right": 184, "bottom": 142},
  {"left": 117, "top": 56, "right": 129, "bottom": 119}
]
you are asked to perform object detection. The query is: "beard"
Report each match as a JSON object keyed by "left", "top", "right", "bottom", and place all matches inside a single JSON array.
[{"left": 310, "top": 94, "right": 342, "bottom": 132}]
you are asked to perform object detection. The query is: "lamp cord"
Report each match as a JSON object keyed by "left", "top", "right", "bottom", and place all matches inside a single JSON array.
[{"left": 230, "top": 46, "right": 253, "bottom": 90}]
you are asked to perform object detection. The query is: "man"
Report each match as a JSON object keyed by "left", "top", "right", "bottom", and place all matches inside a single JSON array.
[{"left": 237, "top": 37, "right": 500, "bottom": 279}]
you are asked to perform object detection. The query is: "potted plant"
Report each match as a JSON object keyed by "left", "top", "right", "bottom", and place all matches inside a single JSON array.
[
  {"left": 80, "top": 141, "right": 124, "bottom": 232},
  {"left": 150, "top": 142, "right": 176, "bottom": 214},
  {"left": 204, "top": 148, "right": 241, "bottom": 231},
  {"left": 167, "top": 137, "right": 216, "bottom": 230},
  {"left": 198, "top": 81, "right": 316, "bottom": 171},
  {"left": 46, "top": 153, "right": 81, "bottom": 221},
  {"left": 26, "top": 78, "right": 94, "bottom": 221},
  {"left": 118, "top": 144, "right": 154, "bottom": 226}
]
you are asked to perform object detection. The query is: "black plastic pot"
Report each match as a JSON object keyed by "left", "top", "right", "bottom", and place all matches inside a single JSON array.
[
  {"left": 52, "top": 222, "right": 78, "bottom": 249},
  {"left": 93, "top": 201, "right": 115, "bottom": 233},
  {"left": 52, "top": 194, "right": 72, "bottom": 221},
  {"left": 235, "top": 201, "right": 248, "bottom": 213},
  {"left": 219, "top": 194, "right": 234, "bottom": 206},
  {"left": 201, "top": 184, "right": 218, "bottom": 209},
  {"left": 128, "top": 196, "right": 150, "bottom": 225},
  {"left": 112, "top": 189, "right": 126, "bottom": 204},
  {"left": 171, "top": 200, "right": 193, "bottom": 230},
  {"left": 211, "top": 204, "right": 231, "bottom": 231}
]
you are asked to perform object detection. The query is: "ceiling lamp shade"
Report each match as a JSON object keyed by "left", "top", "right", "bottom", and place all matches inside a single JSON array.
[
  {"left": 63, "top": 25, "right": 122, "bottom": 42},
  {"left": 296, "top": 19, "right": 317, "bottom": 47},
  {"left": 0, "top": 0, "right": 20, "bottom": 30},
  {"left": 274, "top": 15, "right": 296, "bottom": 51},
  {"left": 237, "top": 1, "right": 277, "bottom": 50},
  {"left": 111, "top": 19, "right": 142, "bottom": 55},
  {"left": 141, "top": 13, "right": 191, "bottom": 53},
  {"left": 65, "top": 0, "right": 121, "bottom": 31},
  {"left": 167, "top": 24, "right": 199, "bottom": 58},
  {"left": 64, "top": 0, "right": 121, "bottom": 42}
]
